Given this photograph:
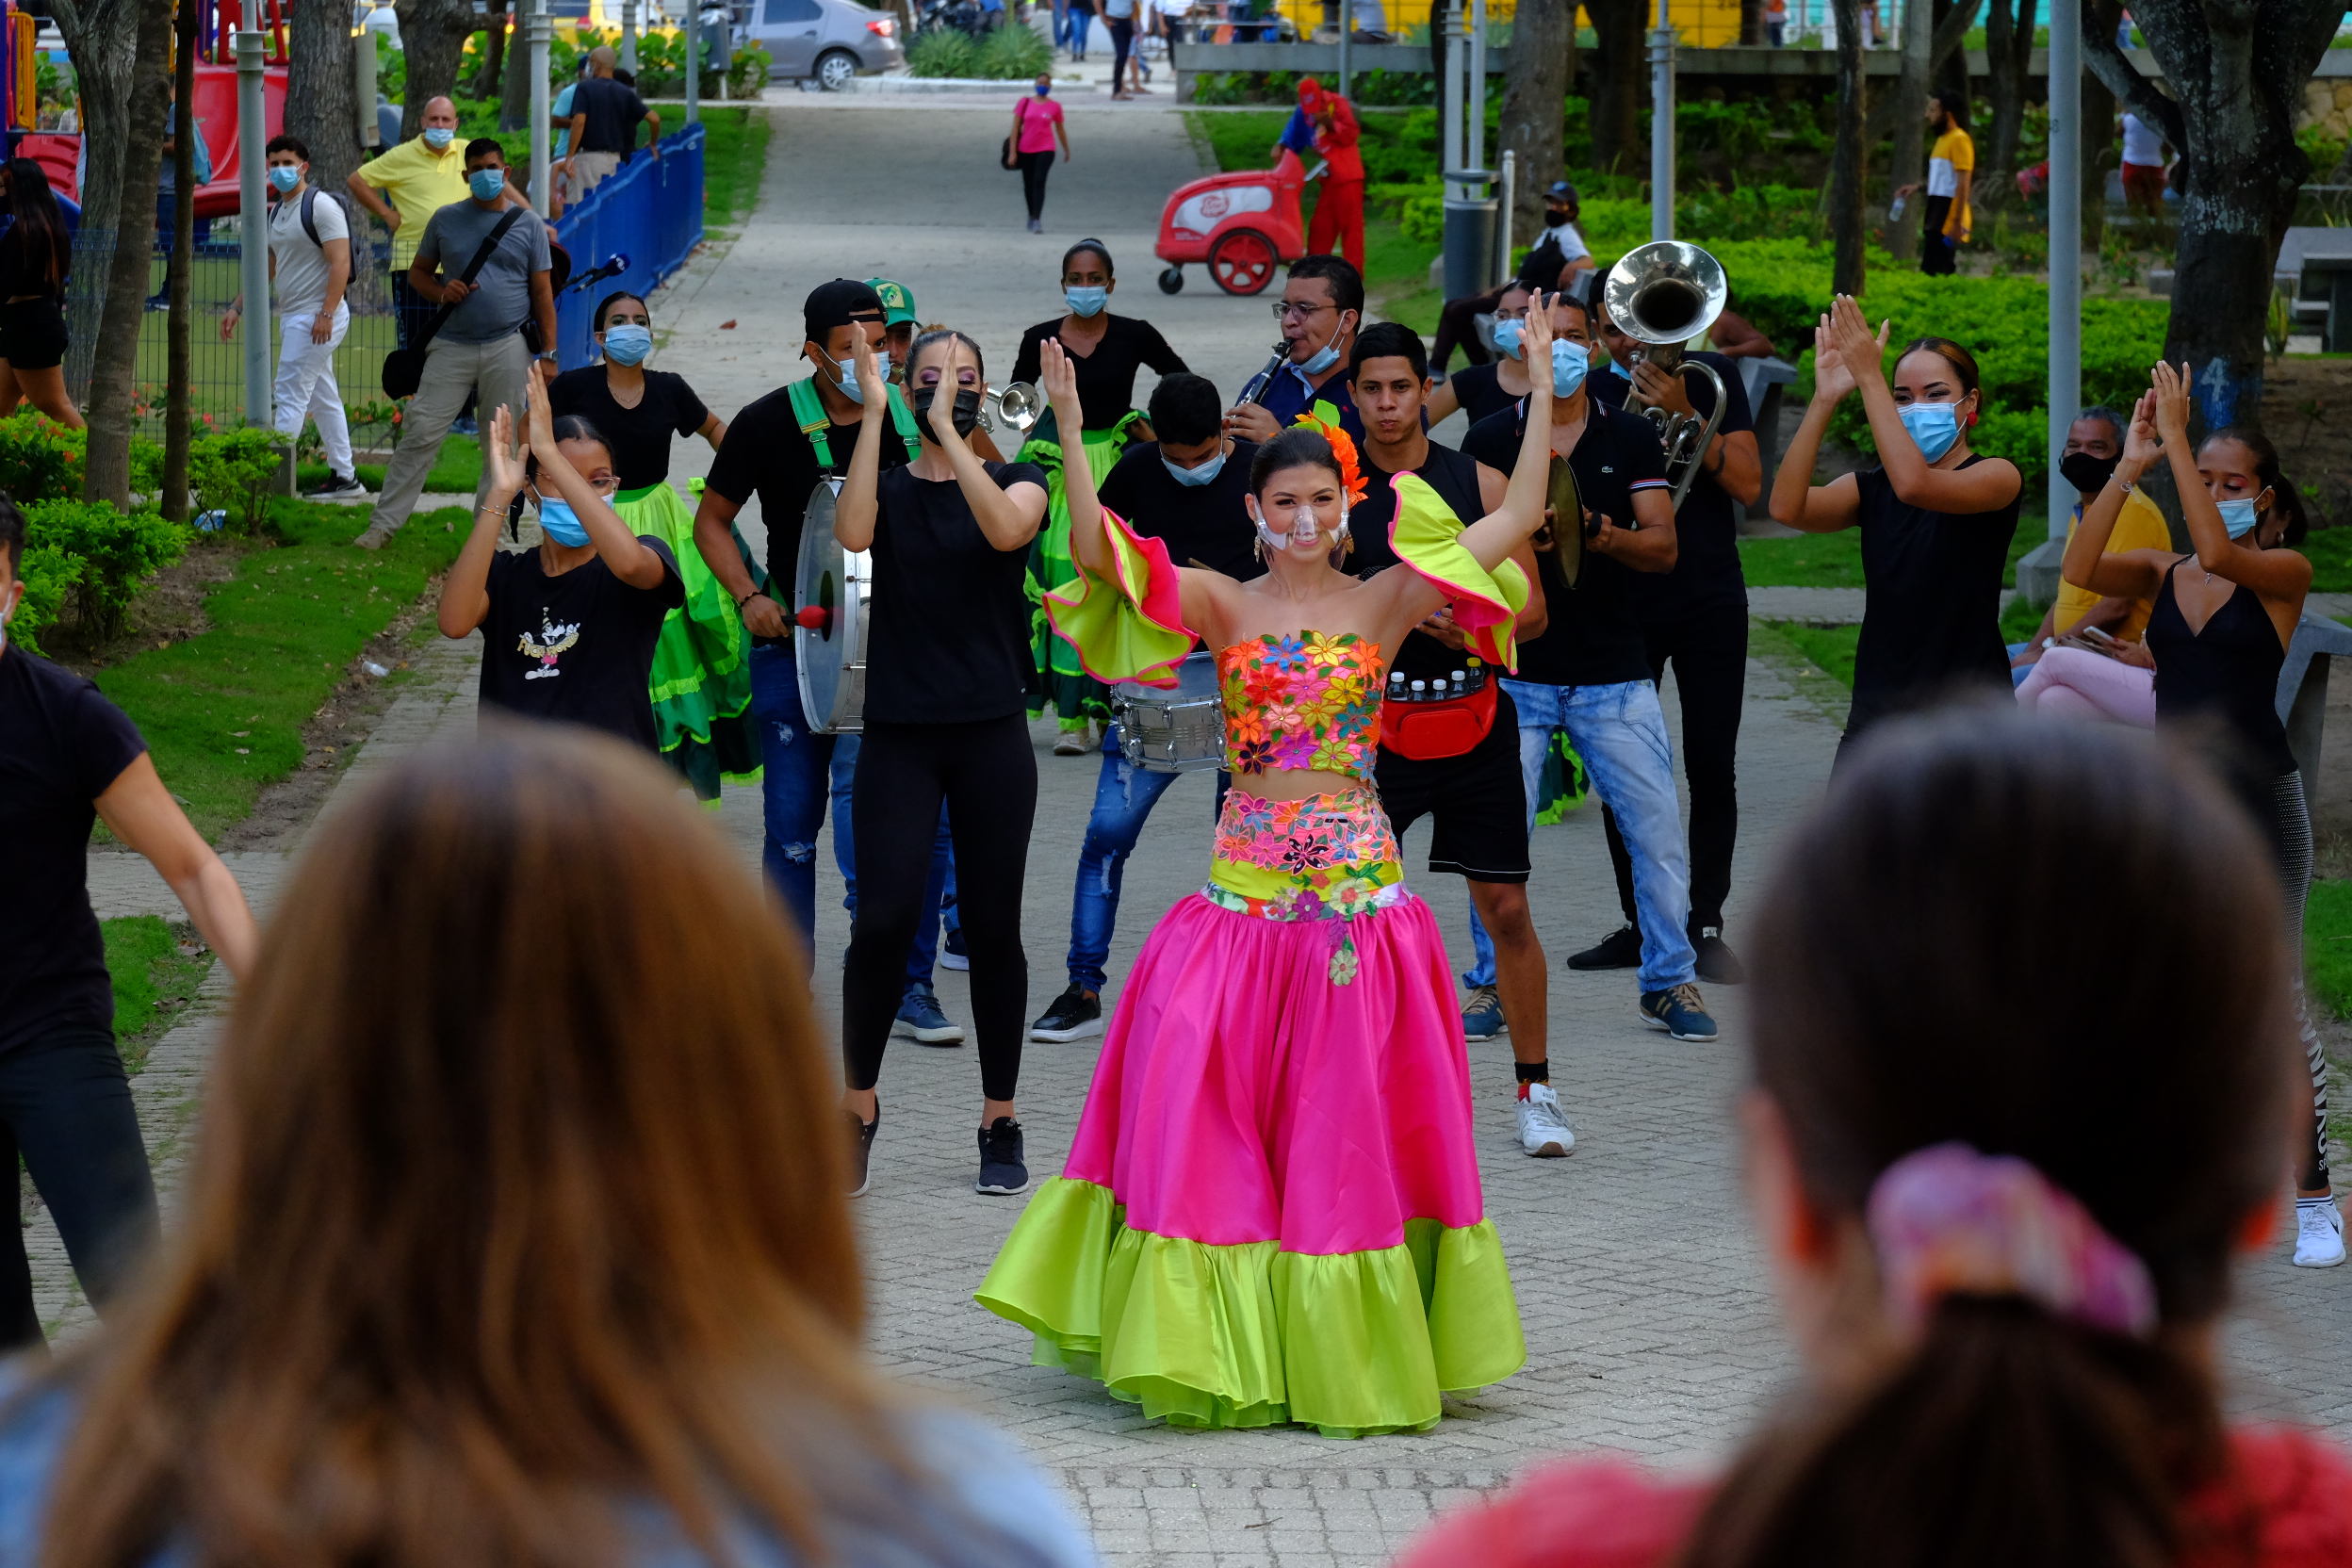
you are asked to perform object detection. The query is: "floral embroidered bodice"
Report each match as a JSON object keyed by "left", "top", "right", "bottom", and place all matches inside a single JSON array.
[{"left": 1217, "top": 631, "right": 1386, "bottom": 778}]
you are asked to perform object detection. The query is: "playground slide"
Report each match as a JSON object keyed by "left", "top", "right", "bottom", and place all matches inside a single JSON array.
[{"left": 13, "top": 60, "right": 286, "bottom": 220}]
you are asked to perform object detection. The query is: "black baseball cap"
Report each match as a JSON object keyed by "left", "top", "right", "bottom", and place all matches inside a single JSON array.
[
  {"left": 1546, "top": 180, "right": 1579, "bottom": 203},
  {"left": 804, "top": 278, "right": 886, "bottom": 342}
]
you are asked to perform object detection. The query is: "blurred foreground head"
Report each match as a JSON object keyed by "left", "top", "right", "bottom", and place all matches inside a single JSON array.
[
  {"left": 30, "top": 728, "right": 923, "bottom": 1567},
  {"left": 1690, "top": 709, "right": 2299, "bottom": 1568}
]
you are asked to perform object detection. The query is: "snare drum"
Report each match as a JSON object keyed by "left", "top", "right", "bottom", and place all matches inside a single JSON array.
[
  {"left": 794, "top": 479, "right": 870, "bottom": 735},
  {"left": 1112, "top": 651, "right": 1225, "bottom": 773}
]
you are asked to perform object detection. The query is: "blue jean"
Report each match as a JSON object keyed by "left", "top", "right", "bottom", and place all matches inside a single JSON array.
[
  {"left": 1467, "top": 678, "right": 1696, "bottom": 993},
  {"left": 749, "top": 644, "right": 952, "bottom": 990},
  {"left": 1063, "top": 724, "right": 1225, "bottom": 991},
  {"left": 1068, "top": 8, "right": 1092, "bottom": 52}
]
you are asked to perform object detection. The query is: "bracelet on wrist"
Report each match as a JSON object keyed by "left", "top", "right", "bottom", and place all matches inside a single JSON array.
[{"left": 736, "top": 589, "right": 766, "bottom": 611}]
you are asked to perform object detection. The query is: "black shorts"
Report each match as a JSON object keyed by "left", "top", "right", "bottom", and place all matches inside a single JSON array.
[
  {"left": 1375, "top": 686, "right": 1529, "bottom": 884},
  {"left": 0, "top": 297, "right": 68, "bottom": 371}
]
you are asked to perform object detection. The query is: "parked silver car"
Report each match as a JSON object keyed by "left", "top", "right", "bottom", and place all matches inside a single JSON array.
[{"left": 746, "top": 0, "right": 906, "bottom": 89}]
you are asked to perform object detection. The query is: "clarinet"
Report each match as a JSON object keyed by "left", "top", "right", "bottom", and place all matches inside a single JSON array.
[{"left": 1236, "top": 342, "right": 1290, "bottom": 406}]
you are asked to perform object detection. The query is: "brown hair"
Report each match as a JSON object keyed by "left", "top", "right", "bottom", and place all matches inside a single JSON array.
[
  {"left": 34, "top": 727, "right": 911, "bottom": 1568},
  {"left": 1679, "top": 708, "right": 2295, "bottom": 1568}
]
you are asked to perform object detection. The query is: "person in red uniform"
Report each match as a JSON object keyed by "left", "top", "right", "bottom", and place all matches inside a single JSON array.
[{"left": 1298, "top": 77, "right": 1364, "bottom": 273}]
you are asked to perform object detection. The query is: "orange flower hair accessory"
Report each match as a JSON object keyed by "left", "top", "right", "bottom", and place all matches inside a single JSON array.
[{"left": 1291, "top": 400, "right": 1368, "bottom": 509}]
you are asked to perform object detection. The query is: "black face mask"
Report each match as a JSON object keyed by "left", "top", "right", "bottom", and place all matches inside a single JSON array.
[
  {"left": 913, "top": 385, "right": 983, "bottom": 440},
  {"left": 2059, "top": 449, "right": 2120, "bottom": 497},
  {"left": 1545, "top": 206, "right": 1573, "bottom": 227}
]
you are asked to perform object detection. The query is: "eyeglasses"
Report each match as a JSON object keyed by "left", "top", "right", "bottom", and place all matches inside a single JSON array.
[{"left": 1270, "top": 302, "right": 1337, "bottom": 321}]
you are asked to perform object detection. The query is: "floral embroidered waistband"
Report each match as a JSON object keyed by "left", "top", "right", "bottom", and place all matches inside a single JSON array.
[
  {"left": 1200, "top": 875, "right": 1411, "bottom": 923},
  {"left": 1202, "top": 784, "right": 1405, "bottom": 943}
]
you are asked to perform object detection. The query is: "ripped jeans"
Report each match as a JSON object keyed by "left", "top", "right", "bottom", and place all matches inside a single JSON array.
[
  {"left": 1064, "top": 724, "right": 1229, "bottom": 993},
  {"left": 750, "top": 643, "right": 954, "bottom": 988}
]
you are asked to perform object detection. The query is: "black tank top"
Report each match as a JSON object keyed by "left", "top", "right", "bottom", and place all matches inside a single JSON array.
[
  {"left": 1849, "top": 455, "right": 2021, "bottom": 734},
  {"left": 2146, "top": 558, "right": 2297, "bottom": 781}
]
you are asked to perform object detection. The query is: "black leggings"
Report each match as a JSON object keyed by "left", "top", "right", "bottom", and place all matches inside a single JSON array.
[
  {"left": 1107, "top": 15, "right": 1134, "bottom": 88},
  {"left": 2262, "top": 770, "right": 2330, "bottom": 1192},
  {"left": 843, "top": 716, "right": 1037, "bottom": 1102},
  {"left": 1019, "top": 148, "right": 1054, "bottom": 220},
  {"left": 1608, "top": 602, "right": 1747, "bottom": 933}
]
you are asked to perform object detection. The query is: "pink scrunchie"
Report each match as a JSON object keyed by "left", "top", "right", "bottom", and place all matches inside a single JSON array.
[{"left": 1867, "top": 1142, "right": 2159, "bottom": 1339}]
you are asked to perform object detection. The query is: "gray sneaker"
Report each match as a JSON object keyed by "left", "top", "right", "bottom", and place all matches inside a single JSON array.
[{"left": 352, "top": 521, "right": 396, "bottom": 551}]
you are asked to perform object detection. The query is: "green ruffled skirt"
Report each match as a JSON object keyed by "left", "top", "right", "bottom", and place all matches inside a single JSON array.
[{"left": 617, "top": 481, "right": 761, "bottom": 802}]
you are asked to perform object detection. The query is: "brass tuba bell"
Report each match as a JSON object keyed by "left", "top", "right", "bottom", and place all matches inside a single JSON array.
[
  {"left": 981, "top": 381, "right": 1043, "bottom": 437},
  {"left": 1603, "top": 241, "right": 1733, "bottom": 514}
]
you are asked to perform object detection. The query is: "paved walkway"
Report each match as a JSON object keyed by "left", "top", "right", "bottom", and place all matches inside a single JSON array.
[{"left": 67, "top": 100, "right": 2352, "bottom": 1567}]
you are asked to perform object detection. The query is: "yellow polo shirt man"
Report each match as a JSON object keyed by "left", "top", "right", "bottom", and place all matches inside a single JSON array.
[
  {"left": 2057, "top": 486, "right": 2172, "bottom": 641},
  {"left": 345, "top": 100, "right": 470, "bottom": 273}
]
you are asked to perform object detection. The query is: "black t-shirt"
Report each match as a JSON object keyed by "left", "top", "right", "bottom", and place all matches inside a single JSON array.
[
  {"left": 704, "top": 381, "right": 913, "bottom": 590},
  {"left": 1464, "top": 398, "right": 1667, "bottom": 689},
  {"left": 477, "top": 537, "right": 686, "bottom": 750},
  {"left": 1096, "top": 438, "right": 1264, "bottom": 583},
  {"left": 1011, "top": 315, "right": 1188, "bottom": 433},
  {"left": 866, "top": 461, "right": 1049, "bottom": 725},
  {"left": 1446, "top": 362, "right": 1520, "bottom": 429},
  {"left": 0, "top": 649, "right": 147, "bottom": 1054},
  {"left": 1348, "top": 441, "right": 1493, "bottom": 682},
  {"left": 548, "top": 368, "right": 710, "bottom": 490},
  {"left": 572, "top": 74, "right": 650, "bottom": 155},
  {"left": 1589, "top": 351, "right": 1755, "bottom": 619},
  {"left": 1848, "top": 457, "right": 2022, "bottom": 732}
]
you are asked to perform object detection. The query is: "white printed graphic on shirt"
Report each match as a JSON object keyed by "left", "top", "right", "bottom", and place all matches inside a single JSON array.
[{"left": 519, "top": 610, "right": 581, "bottom": 679}]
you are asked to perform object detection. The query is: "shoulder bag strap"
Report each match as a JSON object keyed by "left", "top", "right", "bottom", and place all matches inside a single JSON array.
[
  {"left": 786, "top": 376, "right": 837, "bottom": 471},
  {"left": 886, "top": 384, "right": 922, "bottom": 462},
  {"left": 413, "top": 206, "right": 527, "bottom": 351}
]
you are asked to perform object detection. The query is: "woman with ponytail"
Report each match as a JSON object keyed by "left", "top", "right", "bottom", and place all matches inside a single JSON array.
[
  {"left": 1396, "top": 707, "right": 2352, "bottom": 1568},
  {"left": 437, "top": 360, "right": 685, "bottom": 750}
]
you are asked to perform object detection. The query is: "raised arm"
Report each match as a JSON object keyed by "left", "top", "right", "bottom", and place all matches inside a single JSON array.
[
  {"left": 438, "top": 401, "right": 523, "bottom": 637},
  {"left": 935, "top": 366, "right": 1048, "bottom": 553},
  {"left": 1455, "top": 296, "right": 1558, "bottom": 570},
  {"left": 2061, "top": 386, "right": 2170, "bottom": 602},
  {"left": 832, "top": 333, "right": 891, "bottom": 552},
  {"left": 1043, "top": 338, "right": 1106, "bottom": 578},
  {"left": 1768, "top": 313, "right": 1864, "bottom": 533},
  {"left": 1831, "top": 295, "right": 2019, "bottom": 514},
  {"left": 525, "top": 361, "right": 664, "bottom": 587},
  {"left": 2151, "top": 360, "right": 2311, "bottom": 611}
]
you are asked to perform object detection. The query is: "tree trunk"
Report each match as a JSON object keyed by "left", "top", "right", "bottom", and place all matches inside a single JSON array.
[
  {"left": 396, "top": 0, "right": 477, "bottom": 141},
  {"left": 52, "top": 0, "right": 139, "bottom": 242},
  {"left": 1884, "top": 0, "right": 1933, "bottom": 260},
  {"left": 1830, "top": 0, "right": 1867, "bottom": 294},
  {"left": 500, "top": 0, "right": 536, "bottom": 132},
  {"left": 164, "top": 0, "right": 194, "bottom": 522},
  {"left": 287, "top": 0, "right": 362, "bottom": 203},
  {"left": 1859, "top": 0, "right": 1979, "bottom": 141},
  {"left": 1740, "top": 0, "right": 1763, "bottom": 45},
  {"left": 83, "top": 0, "right": 172, "bottom": 508},
  {"left": 2086, "top": 0, "right": 2337, "bottom": 433},
  {"left": 474, "top": 0, "right": 509, "bottom": 97},
  {"left": 1587, "top": 0, "right": 1644, "bottom": 174},
  {"left": 1981, "top": 0, "right": 2034, "bottom": 188},
  {"left": 1498, "top": 0, "right": 1570, "bottom": 240}
]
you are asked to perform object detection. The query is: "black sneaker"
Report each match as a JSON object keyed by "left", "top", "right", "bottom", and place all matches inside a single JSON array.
[
  {"left": 304, "top": 472, "right": 368, "bottom": 500},
  {"left": 846, "top": 1105, "right": 879, "bottom": 1199},
  {"left": 1567, "top": 924, "right": 1642, "bottom": 971},
  {"left": 1029, "top": 983, "right": 1104, "bottom": 1042},
  {"left": 975, "top": 1117, "right": 1030, "bottom": 1195},
  {"left": 1692, "top": 927, "right": 1747, "bottom": 986}
]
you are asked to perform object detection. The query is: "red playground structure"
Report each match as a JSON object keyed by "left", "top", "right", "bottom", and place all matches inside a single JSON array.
[{"left": 1153, "top": 148, "right": 1312, "bottom": 297}]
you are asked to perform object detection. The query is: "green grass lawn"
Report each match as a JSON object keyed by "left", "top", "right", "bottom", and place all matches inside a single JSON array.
[
  {"left": 2305, "top": 880, "right": 2352, "bottom": 1021},
  {"left": 94, "top": 499, "right": 469, "bottom": 841},
  {"left": 297, "top": 433, "right": 482, "bottom": 497},
  {"left": 100, "top": 916, "right": 214, "bottom": 1073},
  {"left": 2302, "top": 526, "right": 2352, "bottom": 594},
  {"left": 1739, "top": 520, "right": 2051, "bottom": 592},
  {"left": 1761, "top": 620, "right": 1860, "bottom": 689},
  {"left": 696, "top": 106, "right": 772, "bottom": 230}
]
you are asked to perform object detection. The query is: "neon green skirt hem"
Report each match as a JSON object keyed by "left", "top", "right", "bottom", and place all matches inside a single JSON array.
[{"left": 976, "top": 1177, "right": 1526, "bottom": 1440}]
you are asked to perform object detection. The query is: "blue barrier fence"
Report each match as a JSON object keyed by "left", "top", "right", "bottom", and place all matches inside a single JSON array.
[{"left": 553, "top": 122, "right": 707, "bottom": 367}]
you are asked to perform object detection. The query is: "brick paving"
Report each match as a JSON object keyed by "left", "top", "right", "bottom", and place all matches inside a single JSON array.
[{"left": 64, "top": 100, "right": 2352, "bottom": 1565}]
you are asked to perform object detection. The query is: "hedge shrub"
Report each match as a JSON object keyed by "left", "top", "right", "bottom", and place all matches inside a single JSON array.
[
  {"left": 25, "top": 500, "right": 189, "bottom": 643},
  {"left": 8, "top": 543, "right": 80, "bottom": 655},
  {"left": 188, "top": 428, "right": 289, "bottom": 532}
]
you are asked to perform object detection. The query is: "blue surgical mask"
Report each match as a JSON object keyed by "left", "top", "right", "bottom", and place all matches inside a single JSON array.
[
  {"left": 1298, "top": 326, "right": 1347, "bottom": 377},
  {"left": 1035, "top": 81, "right": 1052, "bottom": 96},
  {"left": 1492, "top": 319, "right": 1526, "bottom": 361},
  {"left": 268, "top": 165, "right": 299, "bottom": 193},
  {"left": 1899, "top": 400, "right": 1963, "bottom": 462},
  {"left": 1550, "top": 339, "right": 1588, "bottom": 399},
  {"left": 469, "top": 168, "right": 506, "bottom": 202},
  {"left": 1066, "top": 286, "right": 1108, "bottom": 318},
  {"left": 1606, "top": 355, "right": 1630, "bottom": 379},
  {"left": 1164, "top": 445, "right": 1227, "bottom": 487},
  {"left": 601, "top": 323, "right": 653, "bottom": 366},
  {"left": 833, "top": 351, "right": 889, "bottom": 404},
  {"left": 537, "top": 496, "right": 590, "bottom": 547},
  {"left": 423, "top": 126, "right": 456, "bottom": 150},
  {"left": 2218, "top": 497, "right": 2263, "bottom": 539}
]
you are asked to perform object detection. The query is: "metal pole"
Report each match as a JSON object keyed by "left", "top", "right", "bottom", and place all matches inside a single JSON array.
[
  {"left": 235, "top": 24, "right": 270, "bottom": 428},
  {"left": 1337, "top": 0, "right": 1349, "bottom": 98},
  {"left": 1467, "top": 0, "right": 1485, "bottom": 176},
  {"left": 1441, "top": 0, "right": 1462, "bottom": 197},
  {"left": 528, "top": 0, "right": 552, "bottom": 218},
  {"left": 621, "top": 0, "right": 638, "bottom": 71},
  {"left": 1497, "top": 147, "right": 1514, "bottom": 286},
  {"left": 684, "top": 0, "right": 699, "bottom": 123},
  {"left": 2047, "top": 0, "right": 2080, "bottom": 539},
  {"left": 1649, "top": 0, "right": 1674, "bottom": 241}
]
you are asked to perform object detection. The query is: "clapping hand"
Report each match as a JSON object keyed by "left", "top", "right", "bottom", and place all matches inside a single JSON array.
[
  {"left": 1039, "top": 336, "right": 1082, "bottom": 426},
  {"left": 851, "top": 330, "right": 890, "bottom": 416},
  {"left": 524, "top": 357, "right": 559, "bottom": 458},
  {"left": 1825, "top": 295, "right": 1890, "bottom": 385},
  {"left": 1522, "top": 292, "right": 1557, "bottom": 404},
  {"left": 484, "top": 401, "right": 527, "bottom": 503},
  {"left": 2149, "top": 360, "right": 2194, "bottom": 445},
  {"left": 2123, "top": 386, "right": 2164, "bottom": 469}
]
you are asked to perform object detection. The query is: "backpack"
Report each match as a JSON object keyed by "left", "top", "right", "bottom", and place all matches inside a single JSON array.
[{"left": 294, "top": 186, "right": 353, "bottom": 249}]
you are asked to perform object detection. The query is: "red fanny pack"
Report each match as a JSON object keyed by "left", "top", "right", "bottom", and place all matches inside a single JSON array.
[{"left": 1378, "top": 678, "right": 1499, "bottom": 761}]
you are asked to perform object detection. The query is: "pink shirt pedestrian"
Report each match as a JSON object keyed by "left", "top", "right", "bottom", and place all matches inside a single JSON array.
[{"left": 1015, "top": 95, "right": 1063, "bottom": 155}]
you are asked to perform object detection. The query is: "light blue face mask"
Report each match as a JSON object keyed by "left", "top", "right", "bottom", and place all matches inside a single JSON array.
[
  {"left": 537, "top": 495, "right": 590, "bottom": 547},
  {"left": 1492, "top": 318, "right": 1526, "bottom": 361},
  {"left": 1164, "top": 445, "right": 1227, "bottom": 487},
  {"left": 601, "top": 323, "right": 653, "bottom": 366},
  {"left": 1066, "top": 286, "right": 1108, "bottom": 318},
  {"left": 1550, "top": 339, "right": 1588, "bottom": 399},
  {"left": 1297, "top": 318, "right": 1349, "bottom": 377},
  {"left": 2218, "top": 496, "right": 2266, "bottom": 539},
  {"left": 268, "top": 165, "right": 300, "bottom": 193},
  {"left": 468, "top": 168, "right": 506, "bottom": 202},
  {"left": 1606, "top": 355, "right": 1630, "bottom": 380},
  {"left": 1899, "top": 400, "right": 1963, "bottom": 462},
  {"left": 832, "top": 349, "right": 890, "bottom": 404},
  {"left": 423, "top": 126, "right": 456, "bottom": 150}
]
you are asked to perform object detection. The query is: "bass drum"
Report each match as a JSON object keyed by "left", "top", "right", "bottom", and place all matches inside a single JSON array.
[{"left": 794, "top": 478, "right": 871, "bottom": 734}]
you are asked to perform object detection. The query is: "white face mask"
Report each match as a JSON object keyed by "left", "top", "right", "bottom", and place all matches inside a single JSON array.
[{"left": 1251, "top": 498, "right": 1349, "bottom": 555}]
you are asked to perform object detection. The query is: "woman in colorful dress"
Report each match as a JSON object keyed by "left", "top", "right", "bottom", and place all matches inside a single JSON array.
[
  {"left": 550, "top": 290, "right": 751, "bottom": 801},
  {"left": 1009, "top": 238, "right": 1188, "bottom": 755},
  {"left": 976, "top": 310, "right": 1560, "bottom": 1438}
]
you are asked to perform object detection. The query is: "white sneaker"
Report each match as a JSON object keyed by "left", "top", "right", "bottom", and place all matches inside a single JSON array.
[
  {"left": 1516, "top": 1082, "right": 1575, "bottom": 1158},
  {"left": 2294, "top": 1200, "right": 2345, "bottom": 1267}
]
